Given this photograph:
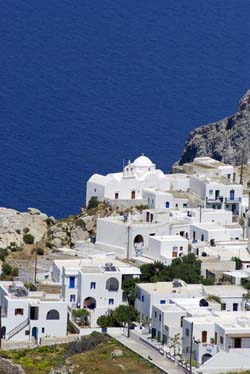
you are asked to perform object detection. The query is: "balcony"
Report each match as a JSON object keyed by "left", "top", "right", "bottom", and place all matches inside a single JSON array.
[
  {"left": 206, "top": 196, "right": 223, "bottom": 204},
  {"left": 225, "top": 197, "right": 242, "bottom": 204}
]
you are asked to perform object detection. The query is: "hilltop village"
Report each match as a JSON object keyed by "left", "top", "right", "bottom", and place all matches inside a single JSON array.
[{"left": 1, "top": 154, "right": 250, "bottom": 373}]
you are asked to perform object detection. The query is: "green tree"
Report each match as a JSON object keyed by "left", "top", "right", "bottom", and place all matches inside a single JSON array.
[
  {"left": 72, "top": 309, "right": 90, "bottom": 326},
  {"left": 113, "top": 305, "right": 139, "bottom": 337},
  {"left": 87, "top": 196, "right": 99, "bottom": 209},
  {"left": 122, "top": 278, "right": 138, "bottom": 305}
]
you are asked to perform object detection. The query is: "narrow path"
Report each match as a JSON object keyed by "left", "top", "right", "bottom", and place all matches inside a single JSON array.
[{"left": 113, "top": 333, "right": 185, "bottom": 374}]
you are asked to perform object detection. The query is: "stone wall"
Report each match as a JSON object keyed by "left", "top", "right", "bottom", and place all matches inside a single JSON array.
[{"left": 0, "top": 357, "right": 25, "bottom": 374}]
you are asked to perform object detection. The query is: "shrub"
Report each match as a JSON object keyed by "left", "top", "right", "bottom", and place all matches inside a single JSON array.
[
  {"left": 87, "top": 196, "right": 99, "bottom": 209},
  {"left": 23, "top": 233, "right": 34, "bottom": 244},
  {"left": 2, "top": 262, "right": 12, "bottom": 276},
  {"left": 23, "top": 227, "right": 30, "bottom": 234},
  {"left": 0, "top": 248, "right": 9, "bottom": 261}
]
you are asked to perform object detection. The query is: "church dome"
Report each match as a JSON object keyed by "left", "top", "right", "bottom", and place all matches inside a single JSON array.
[{"left": 133, "top": 155, "right": 154, "bottom": 167}]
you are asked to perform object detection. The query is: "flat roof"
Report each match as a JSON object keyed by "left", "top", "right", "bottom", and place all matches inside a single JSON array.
[{"left": 137, "top": 281, "right": 203, "bottom": 295}]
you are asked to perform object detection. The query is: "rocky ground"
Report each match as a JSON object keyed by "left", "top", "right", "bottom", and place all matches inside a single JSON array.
[
  {"left": 175, "top": 90, "right": 250, "bottom": 166},
  {"left": 0, "top": 202, "right": 143, "bottom": 258}
]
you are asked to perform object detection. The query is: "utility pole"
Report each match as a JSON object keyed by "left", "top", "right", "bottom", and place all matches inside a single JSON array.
[
  {"left": 240, "top": 148, "right": 245, "bottom": 185},
  {"left": 34, "top": 243, "right": 38, "bottom": 284},
  {"left": 189, "top": 322, "right": 194, "bottom": 374},
  {"left": 0, "top": 305, "right": 2, "bottom": 349}
]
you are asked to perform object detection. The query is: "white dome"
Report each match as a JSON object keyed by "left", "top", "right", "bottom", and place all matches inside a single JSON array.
[{"left": 133, "top": 155, "right": 154, "bottom": 167}]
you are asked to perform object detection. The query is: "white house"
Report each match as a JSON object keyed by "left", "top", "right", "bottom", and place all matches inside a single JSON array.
[
  {"left": 144, "top": 235, "right": 189, "bottom": 265},
  {"left": 0, "top": 281, "right": 68, "bottom": 343},
  {"left": 59, "top": 257, "right": 140, "bottom": 327},
  {"left": 151, "top": 297, "right": 221, "bottom": 347},
  {"left": 190, "top": 222, "right": 243, "bottom": 243},
  {"left": 183, "top": 311, "right": 250, "bottom": 365},
  {"left": 86, "top": 154, "right": 171, "bottom": 207},
  {"left": 134, "top": 280, "right": 204, "bottom": 321},
  {"left": 176, "top": 157, "right": 237, "bottom": 183},
  {"left": 190, "top": 175, "right": 243, "bottom": 216},
  {"left": 95, "top": 210, "right": 170, "bottom": 258}
]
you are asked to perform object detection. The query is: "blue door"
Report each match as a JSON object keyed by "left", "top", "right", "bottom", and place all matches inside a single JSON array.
[
  {"left": 69, "top": 276, "right": 75, "bottom": 288},
  {"left": 165, "top": 201, "right": 170, "bottom": 208},
  {"left": 32, "top": 327, "right": 38, "bottom": 339},
  {"left": 230, "top": 190, "right": 235, "bottom": 201}
]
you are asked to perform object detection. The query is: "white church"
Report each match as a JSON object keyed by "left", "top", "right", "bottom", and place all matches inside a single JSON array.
[{"left": 86, "top": 154, "right": 170, "bottom": 206}]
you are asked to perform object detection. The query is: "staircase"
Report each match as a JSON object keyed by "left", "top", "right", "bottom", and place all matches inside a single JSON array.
[{"left": 6, "top": 319, "right": 29, "bottom": 340}]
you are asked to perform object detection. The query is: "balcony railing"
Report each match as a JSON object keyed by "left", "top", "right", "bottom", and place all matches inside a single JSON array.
[
  {"left": 206, "top": 196, "right": 223, "bottom": 204},
  {"left": 225, "top": 197, "right": 242, "bottom": 203}
]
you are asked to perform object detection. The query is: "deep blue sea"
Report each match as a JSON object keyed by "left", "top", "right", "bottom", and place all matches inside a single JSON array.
[{"left": 0, "top": 1, "right": 249, "bottom": 218}]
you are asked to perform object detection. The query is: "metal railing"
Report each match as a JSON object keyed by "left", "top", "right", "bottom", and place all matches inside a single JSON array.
[{"left": 6, "top": 318, "right": 29, "bottom": 340}]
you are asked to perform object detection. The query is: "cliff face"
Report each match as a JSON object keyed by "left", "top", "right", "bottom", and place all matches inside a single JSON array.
[{"left": 177, "top": 90, "right": 250, "bottom": 166}]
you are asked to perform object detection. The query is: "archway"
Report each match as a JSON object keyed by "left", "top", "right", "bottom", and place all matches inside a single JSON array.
[
  {"left": 199, "top": 298, "right": 209, "bottom": 307},
  {"left": 0, "top": 326, "right": 6, "bottom": 339},
  {"left": 84, "top": 297, "right": 96, "bottom": 310},
  {"left": 134, "top": 235, "right": 144, "bottom": 255},
  {"left": 46, "top": 309, "right": 60, "bottom": 320},
  {"left": 202, "top": 353, "right": 212, "bottom": 364},
  {"left": 32, "top": 327, "right": 38, "bottom": 340},
  {"left": 106, "top": 277, "right": 119, "bottom": 291}
]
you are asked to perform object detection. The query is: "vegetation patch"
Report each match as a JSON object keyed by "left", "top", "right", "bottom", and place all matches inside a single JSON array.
[{"left": 0, "top": 333, "right": 161, "bottom": 374}]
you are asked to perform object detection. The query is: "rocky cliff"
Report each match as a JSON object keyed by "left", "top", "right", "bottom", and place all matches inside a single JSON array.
[{"left": 176, "top": 90, "right": 250, "bottom": 166}]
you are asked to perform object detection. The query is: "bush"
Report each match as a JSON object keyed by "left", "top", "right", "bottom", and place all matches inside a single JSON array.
[
  {"left": 23, "top": 234, "right": 34, "bottom": 245},
  {"left": 23, "top": 227, "right": 30, "bottom": 234},
  {"left": 2, "top": 262, "right": 12, "bottom": 276},
  {"left": 0, "top": 248, "right": 9, "bottom": 261},
  {"left": 31, "top": 247, "right": 44, "bottom": 255},
  {"left": 87, "top": 196, "right": 99, "bottom": 209}
]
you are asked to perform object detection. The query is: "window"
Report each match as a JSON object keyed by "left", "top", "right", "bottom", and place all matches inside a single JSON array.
[
  {"left": 160, "top": 300, "right": 166, "bottom": 304},
  {"left": 69, "top": 276, "right": 75, "bottom": 289},
  {"left": 15, "top": 308, "right": 24, "bottom": 316},
  {"left": 202, "top": 331, "right": 207, "bottom": 343},
  {"left": 233, "top": 303, "right": 238, "bottom": 311},
  {"left": 215, "top": 332, "right": 217, "bottom": 344},
  {"left": 25, "top": 330, "right": 29, "bottom": 336},
  {"left": 46, "top": 310, "right": 60, "bottom": 320},
  {"left": 90, "top": 282, "right": 96, "bottom": 289},
  {"left": 175, "top": 203, "right": 178, "bottom": 208},
  {"left": 70, "top": 295, "right": 76, "bottom": 302},
  {"left": 109, "top": 298, "right": 114, "bottom": 305},
  {"left": 209, "top": 190, "right": 213, "bottom": 195},
  {"left": 186, "top": 328, "right": 189, "bottom": 336},
  {"left": 155, "top": 311, "right": 157, "bottom": 318},
  {"left": 221, "top": 303, "right": 226, "bottom": 311},
  {"left": 141, "top": 295, "right": 144, "bottom": 302},
  {"left": 180, "top": 316, "right": 184, "bottom": 327},
  {"left": 159, "top": 314, "right": 161, "bottom": 322},
  {"left": 220, "top": 336, "right": 224, "bottom": 345},
  {"left": 42, "top": 328, "right": 45, "bottom": 333},
  {"left": 201, "top": 234, "right": 204, "bottom": 241},
  {"left": 227, "top": 174, "right": 231, "bottom": 180},
  {"left": 115, "top": 192, "right": 119, "bottom": 199}
]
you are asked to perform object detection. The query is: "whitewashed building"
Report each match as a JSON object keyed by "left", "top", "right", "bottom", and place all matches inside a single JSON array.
[
  {"left": 183, "top": 311, "right": 250, "bottom": 365},
  {"left": 151, "top": 297, "right": 220, "bottom": 346},
  {"left": 190, "top": 222, "right": 243, "bottom": 243},
  {"left": 190, "top": 175, "right": 242, "bottom": 216},
  {"left": 144, "top": 235, "right": 189, "bottom": 265},
  {"left": 135, "top": 280, "right": 204, "bottom": 321},
  {"left": 86, "top": 154, "right": 170, "bottom": 206},
  {"left": 0, "top": 281, "right": 68, "bottom": 343},
  {"left": 59, "top": 257, "right": 140, "bottom": 327}
]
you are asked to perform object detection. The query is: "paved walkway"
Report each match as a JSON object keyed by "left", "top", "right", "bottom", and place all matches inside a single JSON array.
[{"left": 113, "top": 332, "right": 186, "bottom": 374}]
